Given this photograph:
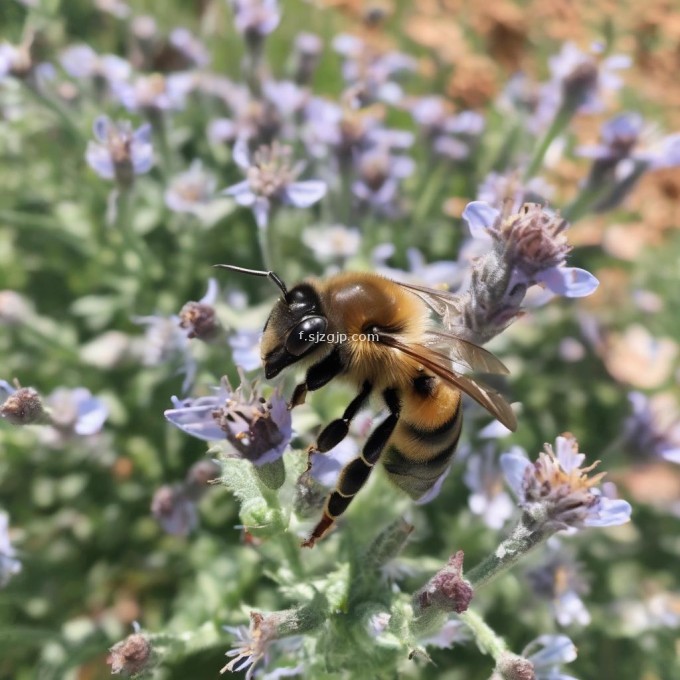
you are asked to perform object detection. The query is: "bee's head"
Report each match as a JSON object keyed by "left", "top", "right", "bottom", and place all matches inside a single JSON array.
[
  {"left": 214, "top": 265, "right": 328, "bottom": 379},
  {"left": 261, "top": 282, "right": 328, "bottom": 379}
]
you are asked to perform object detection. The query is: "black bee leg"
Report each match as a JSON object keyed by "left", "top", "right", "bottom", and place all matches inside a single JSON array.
[
  {"left": 288, "top": 347, "right": 344, "bottom": 410},
  {"left": 302, "top": 389, "right": 400, "bottom": 547},
  {"left": 314, "top": 381, "right": 372, "bottom": 453}
]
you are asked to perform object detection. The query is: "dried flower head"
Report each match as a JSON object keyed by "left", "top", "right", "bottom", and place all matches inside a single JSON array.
[
  {"left": 107, "top": 632, "right": 152, "bottom": 676},
  {"left": 0, "top": 381, "right": 45, "bottom": 426},
  {"left": 501, "top": 434, "right": 632, "bottom": 531},
  {"left": 495, "top": 652, "right": 536, "bottom": 680}
]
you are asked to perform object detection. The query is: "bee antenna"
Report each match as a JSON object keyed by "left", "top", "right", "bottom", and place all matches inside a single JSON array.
[{"left": 214, "top": 264, "right": 288, "bottom": 297}]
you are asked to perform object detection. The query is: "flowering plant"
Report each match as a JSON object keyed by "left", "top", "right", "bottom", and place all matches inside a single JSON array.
[{"left": 1, "top": 1, "right": 679, "bottom": 679}]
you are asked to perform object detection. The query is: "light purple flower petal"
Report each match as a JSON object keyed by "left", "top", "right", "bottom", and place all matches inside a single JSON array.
[
  {"left": 526, "top": 634, "right": 578, "bottom": 667},
  {"left": 462, "top": 201, "right": 499, "bottom": 241},
  {"left": 92, "top": 115, "right": 111, "bottom": 142},
  {"left": 310, "top": 438, "right": 357, "bottom": 487},
  {"left": 232, "top": 136, "right": 251, "bottom": 169},
  {"left": 229, "top": 330, "right": 262, "bottom": 372},
  {"left": 73, "top": 394, "right": 109, "bottom": 435},
  {"left": 252, "top": 198, "right": 271, "bottom": 230},
  {"left": 0, "top": 380, "right": 17, "bottom": 399},
  {"left": 223, "top": 180, "right": 256, "bottom": 206},
  {"left": 85, "top": 143, "right": 116, "bottom": 179},
  {"left": 536, "top": 266, "right": 599, "bottom": 297},
  {"left": 283, "top": 180, "right": 327, "bottom": 208},
  {"left": 133, "top": 122, "right": 152, "bottom": 145},
  {"left": 500, "top": 448, "right": 531, "bottom": 499},
  {"left": 164, "top": 394, "right": 227, "bottom": 442},
  {"left": 554, "top": 435, "right": 586, "bottom": 473},
  {"left": 661, "top": 448, "right": 680, "bottom": 464},
  {"left": 583, "top": 496, "right": 632, "bottom": 527}
]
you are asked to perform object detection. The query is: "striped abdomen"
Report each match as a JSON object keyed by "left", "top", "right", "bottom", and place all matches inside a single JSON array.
[{"left": 382, "top": 375, "right": 462, "bottom": 500}]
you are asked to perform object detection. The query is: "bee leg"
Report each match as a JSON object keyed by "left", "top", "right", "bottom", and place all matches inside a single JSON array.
[
  {"left": 288, "top": 347, "right": 344, "bottom": 410},
  {"left": 315, "top": 380, "right": 372, "bottom": 453},
  {"left": 302, "top": 389, "right": 400, "bottom": 547}
]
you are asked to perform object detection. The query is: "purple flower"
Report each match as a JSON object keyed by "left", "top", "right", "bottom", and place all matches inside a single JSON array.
[
  {"left": 523, "top": 634, "right": 578, "bottom": 680},
  {"left": 165, "top": 375, "right": 292, "bottom": 466},
  {"left": 0, "top": 40, "right": 33, "bottom": 80},
  {"left": 302, "top": 225, "right": 361, "bottom": 262},
  {"left": 624, "top": 391, "right": 680, "bottom": 464},
  {"left": 463, "top": 447, "right": 515, "bottom": 530},
  {"left": 112, "top": 72, "right": 194, "bottom": 113},
  {"left": 132, "top": 313, "right": 195, "bottom": 393},
  {"left": 222, "top": 138, "right": 326, "bottom": 229},
  {"left": 228, "top": 329, "right": 262, "bottom": 372},
  {"left": 86, "top": 116, "right": 154, "bottom": 185},
  {"left": 501, "top": 435, "right": 632, "bottom": 531},
  {"left": 263, "top": 80, "right": 309, "bottom": 119},
  {"left": 60, "top": 44, "right": 131, "bottom": 83},
  {"left": 45, "top": 386, "right": 109, "bottom": 437},
  {"left": 418, "top": 619, "right": 468, "bottom": 650},
  {"left": 547, "top": 42, "right": 630, "bottom": 115},
  {"left": 577, "top": 112, "right": 644, "bottom": 163},
  {"left": 292, "top": 32, "right": 323, "bottom": 84},
  {"left": 578, "top": 113, "right": 680, "bottom": 176},
  {"left": 151, "top": 484, "right": 198, "bottom": 536},
  {"left": 410, "top": 97, "right": 485, "bottom": 159},
  {"left": 527, "top": 552, "right": 591, "bottom": 627},
  {"left": 178, "top": 279, "right": 222, "bottom": 342},
  {"left": 333, "top": 33, "right": 415, "bottom": 104},
  {"left": 352, "top": 146, "right": 414, "bottom": 215},
  {"left": 169, "top": 28, "right": 210, "bottom": 68},
  {"left": 477, "top": 172, "right": 555, "bottom": 214},
  {"left": 0, "top": 511, "right": 22, "bottom": 588},
  {"left": 230, "top": 0, "right": 281, "bottom": 39},
  {"left": 462, "top": 201, "right": 599, "bottom": 298},
  {"left": 165, "top": 160, "right": 217, "bottom": 215}
]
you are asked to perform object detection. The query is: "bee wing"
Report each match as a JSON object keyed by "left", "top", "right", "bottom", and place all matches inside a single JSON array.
[
  {"left": 379, "top": 336, "right": 517, "bottom": 431},
  {"left": 396, "top": 281, "right": 461, "bottom": 319},
  {"left": 423, "top": 328, "right": 510, "bottom": 375}
]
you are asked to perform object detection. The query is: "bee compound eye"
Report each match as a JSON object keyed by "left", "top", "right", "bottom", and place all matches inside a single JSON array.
[{"left": 285, "top": 316, "right": 328, "bottom": 356}]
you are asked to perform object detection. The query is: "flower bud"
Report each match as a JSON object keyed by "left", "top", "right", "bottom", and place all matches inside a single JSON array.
[
  {"left": 0, "top": 386, "right": 45, "bottom": 425},
  {"left": 107, "top": 633, "right": 152, "bottom": 676},
  {"left": 415, "top": 550, "right": 473, "bottom": 614},
  {"left": 495, "top": 652, "right": 536, "bottom": 680},
  {"left": 178, "top": 300, "right": 221, "bottom": 341}
]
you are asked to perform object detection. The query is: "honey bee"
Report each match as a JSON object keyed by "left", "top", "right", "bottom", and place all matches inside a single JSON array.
[{"left": 217, "top": 265, "right": 516, "bottom": 547}]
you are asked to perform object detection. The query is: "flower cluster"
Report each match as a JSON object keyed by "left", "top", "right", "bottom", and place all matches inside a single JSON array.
[{"left": 501, "top": 434, "right": 631, "bottom": 532}]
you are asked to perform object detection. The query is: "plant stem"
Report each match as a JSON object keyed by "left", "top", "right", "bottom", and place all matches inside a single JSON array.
[
  {"left": 466, "top": 516, "right": 553, "bottom": 590},
  {"left": 22, "top": 82, "right": 86, "bottom": 144},
  {"left": 524, "top": 105, "right": 574, "bottom": 181},
  {"left": 459, "top": 608, "right": 507, "bottom": 661}
]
